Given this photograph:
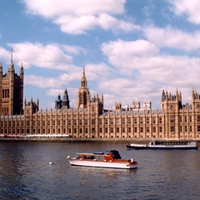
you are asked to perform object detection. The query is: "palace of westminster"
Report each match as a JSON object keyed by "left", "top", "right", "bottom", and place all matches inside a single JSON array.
[{"left": 1, "top": 59, "right": 200, "bottom": 141}]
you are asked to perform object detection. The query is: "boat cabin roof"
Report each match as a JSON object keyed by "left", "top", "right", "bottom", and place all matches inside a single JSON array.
[
  {"left": 76, "top": 150, "right": 121, "bottom": 158},
  {"left": 77, "top": 152, "right": 105, "bottom": 156},
  {"left": 149, "top": 140, "right": 195, "bottom": 145}
]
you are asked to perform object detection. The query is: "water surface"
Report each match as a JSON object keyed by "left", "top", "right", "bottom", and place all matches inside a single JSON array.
[{"left": 0, "top": 142, "right": 199, "bottom": 200}]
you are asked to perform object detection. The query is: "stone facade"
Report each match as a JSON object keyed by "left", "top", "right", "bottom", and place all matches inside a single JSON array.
[
  {"left": 1, "top": 63, "right": 200, "bottom": 140},
  {"left": 0, "top": 61, "right": 23, "bottom": 115}
]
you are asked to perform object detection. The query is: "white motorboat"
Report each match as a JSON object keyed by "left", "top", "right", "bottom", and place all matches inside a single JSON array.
[{"left": 67, "top": 149, "right": 137, "bottom": 169}]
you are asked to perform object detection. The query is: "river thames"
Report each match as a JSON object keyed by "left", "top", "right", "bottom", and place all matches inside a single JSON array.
[{"left": 0, "top": 141, "right": 200, "bottom": 200}]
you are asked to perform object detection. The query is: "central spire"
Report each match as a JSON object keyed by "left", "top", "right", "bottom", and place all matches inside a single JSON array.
[
  {"left": 77, "top": 67, "right": 90, "bottom": 108},
  {"left": 9, "top": 48, "right": 13, "bottom": 64},
  {"left": 81, "top": 66, "right": 87, "bottom": 88}
]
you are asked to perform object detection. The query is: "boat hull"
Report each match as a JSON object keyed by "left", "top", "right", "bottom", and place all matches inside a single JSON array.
[
  {"left": 147, "top": 146, "right": 198, "bottom": 150},
  {"left": 127, "top": 142, "right": 198, "bottom": 150},
  {"left": 68, "top": 159, "right": 137, "bottom": 169},
  {"left": 127, "top": 144, "right": 148, "bottom": 150},
  {"left": 127, "top": 146, "right": 198, "bottom": 150}
]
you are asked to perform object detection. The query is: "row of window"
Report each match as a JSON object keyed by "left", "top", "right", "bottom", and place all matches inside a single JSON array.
[
  {"left": 2, "top": 115, "right": 200, "bottom": 126},
  {"left": 2, "top": 125, "right": 199, "bottom": 134},
  {"left": 1, "top": 107, "right": 9, "bottom": 115},
  {"left": 1, "top": 126, "right": 199, "bottom": 135},
  {"left": 24, "top": 115, "right": 200, "bottom": 124},
  {"left": 2, "top": 89, "right": 9, "bottom": 98},
  {"left": 1, "top": 120, "right": 199, "bottom": 128},
  {"left": 5, "top": 118, "right": 163, "bottom": 126}
]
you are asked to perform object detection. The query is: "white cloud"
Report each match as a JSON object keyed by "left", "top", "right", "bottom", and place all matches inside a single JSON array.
[
  {"left": 101, "top": 39, "right": 159, "bottom": 73},
  {"left": 0, "top": 42, "right": 85, "bottom": 71},
  {"left": 0, "top": 47, "right": 10, "bottom": 63},
  {"left": 55, "top": 15, "right": 97, "bottom": 34},
  {"left": 25, "top": 75, "right": 65, "bottom": 88},
  {"left": 143, "top": 26, "right": 200, "bottom": 51},
  {"left": 59, "top": 71, "right": 84, "bottom": 83},
  {"left": 99, "top": 77, "right": 162, "bottom": 109},
  {"left": 23, "top": 0, "right": 125, "bottom": 17},
  {"left": 24, "top": 68, "right": 86, "bottom": 89},
  {"left": 102, "top": 39, "right": 159, "bottom": 58},
  {"left": 169, "top": 0, "right": 200, "bottom": 24},
  {"left": 85, "top": 63, "right": 114, "bottom": 80},
  {"left": 23, "top": 0, "right": 139, "bottom": 34},
  {"left": 47, "top": 88, "right": 65, "bottom": 96},
  {"left": 100, "top": 38, "right": 200, "bottom": 107},
  {"left": 101, "top": 39, "right": 200, "bottom": 74},
  {"left": 8, "top": 42, "right": 73, "bottom": 70},
  {"left": 62, "top": 45, "right": 86, "bottom": 55},
  {"left": 55, "top": 13, "right": 138, "bottom": 34}
]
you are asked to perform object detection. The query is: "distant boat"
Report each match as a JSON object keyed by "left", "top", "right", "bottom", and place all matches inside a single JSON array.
[
  {"left": 67, "top": 149, "right": 137, "bottom": 169},
  {"left": 127, "top": 141, "right": 198, "bottom": 150}
]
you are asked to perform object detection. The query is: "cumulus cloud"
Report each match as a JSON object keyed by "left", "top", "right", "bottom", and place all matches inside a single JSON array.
[
  {"left": 85, "top": 63, "right": 114, "bottom": 80},
  {"left": 0, "top": 47, "right": 10, "bottom": 62},
  {"left": 169, "top": 0, "right": 200, "bottom": 24},
  {"left": 101, "top": 39, "right": 200, "bottom": 73},
  {"left": 55, "top": 13, "right": 138, "bottom": 34},
  {"left": 23, "top": 0, "right": 125, "bottom": 17},
  {"left": 23, "top": 62, "right": 115, "bottom": 96},
  {"left": 25, "top": 75, "right": 65, "bottom": 88},
  {"left": 99, "top": 77, "right": 162, "bottom": 109},
  {"left": 102, "top": 39, "right": 159, "bottom": 58},
  {"left": 0, "top": 42, "right": 85, "bottom": 71},
  {"left": 143, "top": 26, "right": 200, "bottom": 51},
  {"left": 62, "top": 45, "right": 86, "bottom": 55},
  {"left": 22, "top": 0, "right": 139, "bottom": 34},
  {"left": 101, "top": 39, "right": 159, "bottom": 71},
  {"left": 100, "top": 38, "right": 200, "bottom": 107},
  {"left": 47, "top": 88, "right": 65, "bottom": 96},
  {"left": 8, "top": 42, "right": 73, "bottom": 70}
]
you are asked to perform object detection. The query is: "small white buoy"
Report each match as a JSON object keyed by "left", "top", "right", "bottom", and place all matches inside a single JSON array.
[{"left": 49, "top": 162, "right": 53, "bottom": 165}]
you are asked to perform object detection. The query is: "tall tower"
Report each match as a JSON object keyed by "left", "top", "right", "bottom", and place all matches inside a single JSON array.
[
  {"left": 192, "top": 89, "right": 200, "bottom": 111},
  {"left": 55, "top": 89, "right": 70, "bottom": 109},
  {"left": 77, "top": 67, "right": 90, "bottom": 108},
  {"left": 0, "top": 53, "right": 24, "bottom": 115},
  {"left": 55, "top": 94, "right": 62, "bottom": 109},
  {"left": 63, "top": 89, "right": 70, "bottom": 108},
  {"left": 160, "top": 89, "right": 182, "bottom": 112}
]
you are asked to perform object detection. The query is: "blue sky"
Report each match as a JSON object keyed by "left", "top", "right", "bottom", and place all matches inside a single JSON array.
[{"left": 1, "top": 0, "right": 200, "bottom": 110}]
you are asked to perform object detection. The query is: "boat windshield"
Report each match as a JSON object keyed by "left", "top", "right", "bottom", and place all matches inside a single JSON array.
[
  {"left": 110, "top": 150, "right": 121, "bottom": 159},
  {"left": 76, "top": 154, "right": 82, "bottom": 159}
]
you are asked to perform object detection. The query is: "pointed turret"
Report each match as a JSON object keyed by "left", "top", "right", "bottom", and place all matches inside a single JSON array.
[
  {"left": 8, "top": 48, "right": 15, "bottom": 73},
  {"left": 20, "top": 63, "right": 24, "bottom": 78},
  {"left": 37, "top": 98, "right": 39, "bottom": 110},
  {"left": 63, "top": 89, "right": 70, "bottom": 108},
  {"left": 55, "top": 94, "right": 62, "bottom": 109},
  {"left": 161, "top": 90, "right": 165, "bottom": 101},
  {"left": 77, "top": 67, "right": 90, "bottom": 108},
  {"left": 81, "top": 66, "right": 87, "bottom": 88}
]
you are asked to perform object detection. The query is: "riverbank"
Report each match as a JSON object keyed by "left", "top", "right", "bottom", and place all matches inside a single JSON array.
[
  {"left": 0, "top": 137, "right": 199, "bottom": 144},
  {"left": 0, "top": 137, "right": 138, "bottom": 143}
]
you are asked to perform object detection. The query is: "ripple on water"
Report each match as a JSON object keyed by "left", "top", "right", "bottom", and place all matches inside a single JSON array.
[{"left": 0, "top": 142, "right": 200, "bottom": 200}]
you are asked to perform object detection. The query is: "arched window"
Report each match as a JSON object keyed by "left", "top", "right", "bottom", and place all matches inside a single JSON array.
[{"left": 83, "top": 92, "right": 87, "bottom": 105}]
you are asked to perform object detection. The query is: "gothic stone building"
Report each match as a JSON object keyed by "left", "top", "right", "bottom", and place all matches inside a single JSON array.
[
  {"left": 0, "top": 61, "right": 23, "bottom": 116},
  {"left": 1, "top": 62, "right": 200, "bottom": 140}
]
